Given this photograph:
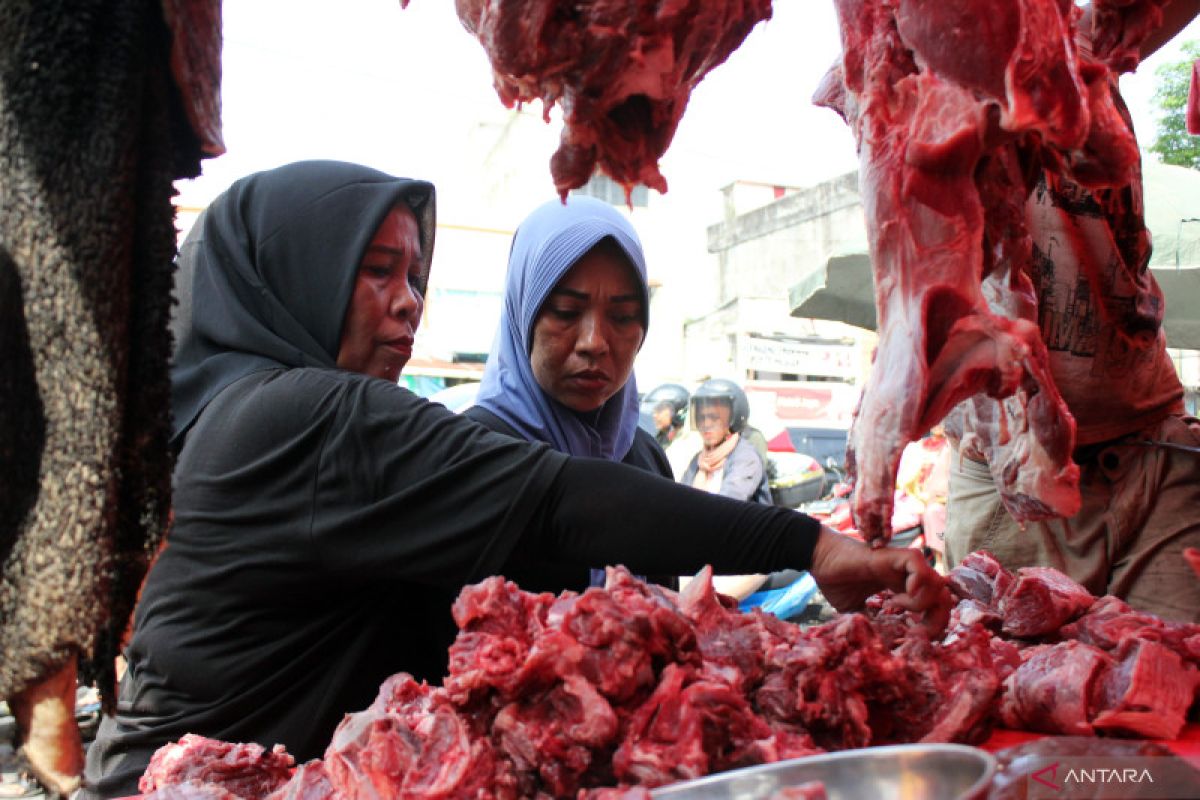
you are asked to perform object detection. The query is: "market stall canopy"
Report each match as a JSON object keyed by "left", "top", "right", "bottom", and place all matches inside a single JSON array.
[{"left": 789, "top": 159, "right": 1200, "bottom": 349}]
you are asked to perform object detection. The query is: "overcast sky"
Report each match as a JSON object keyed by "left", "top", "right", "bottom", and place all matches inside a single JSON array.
[{"left": 177, "top": 2, "right": 1200, "bottom": 215}]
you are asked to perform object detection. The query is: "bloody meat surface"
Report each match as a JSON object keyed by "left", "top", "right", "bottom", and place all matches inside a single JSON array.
[
  {"left": 452, "top": 0, "right": 773, "bottom": 199},
  {"left": 998, "top": 567, "right": 1095, "bottom": 639},
  {"left": 138, "top": 735, "right": 294, "bottom": 797},
  {"left": 949, "top": 553, "right": 1200, "bottom": 741}
]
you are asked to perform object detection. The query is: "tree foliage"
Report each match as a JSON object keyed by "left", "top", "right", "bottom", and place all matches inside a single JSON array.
[{"left": 1150, "top": 40, "right": 1200, "bottom": 170}]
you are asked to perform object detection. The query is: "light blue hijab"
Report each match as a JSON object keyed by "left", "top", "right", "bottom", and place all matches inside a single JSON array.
[{"left": 475, "top": 195, "right": 649, "bottom": 460}]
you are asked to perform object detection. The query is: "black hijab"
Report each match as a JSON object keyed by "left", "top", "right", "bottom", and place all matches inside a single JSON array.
[{"left": 170, "top": 160, "right": 435, "bottom": 445}]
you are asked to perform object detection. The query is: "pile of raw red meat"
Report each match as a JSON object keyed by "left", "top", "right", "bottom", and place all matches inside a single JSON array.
[{"left": 138, "top": 559, "right": 1199, "bottom": 799}]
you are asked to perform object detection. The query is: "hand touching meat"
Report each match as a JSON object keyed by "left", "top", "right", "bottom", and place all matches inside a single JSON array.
[{"left": 810, "top": 526, "right": 953, "bottom": 632}]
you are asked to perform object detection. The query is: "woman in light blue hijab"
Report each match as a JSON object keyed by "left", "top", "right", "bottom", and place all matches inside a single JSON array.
[{"left": 467, "top": 195, "right": 671, "bottom": 477}]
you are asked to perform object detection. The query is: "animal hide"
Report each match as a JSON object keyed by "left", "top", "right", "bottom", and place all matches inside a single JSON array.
[{"left": 0, "top": 0, "right": 221, "bottom": 788}]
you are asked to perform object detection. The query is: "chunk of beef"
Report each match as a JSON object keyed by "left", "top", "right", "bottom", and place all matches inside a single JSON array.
[
  {"left": 612, "top": 664, "right": 818, "bottom": 788},
  {"left": 907, "top": 624, "right": 1003, "bottom": 745},
  {"left": 1058, "top": 595, "right": 1164, "bottom": 650},
  {"left": 755, "top": 614, "right": 911, "bottom": 750},
  {"left": 999, "top": 567, "right": 1094, "bottom": 638},
  {"left": 493, "top": 675, "right": 618, "bottom": 797},
  {"left": 1090, "top": 0, "right": 1173, "bottom": 72},
  {"left": 142, "top": 782, "right": 244, "bottom": 800},
  {"left": 405, "top": 707, "right": 513, "bottom": 798},
  {"left": 998, "top": 641, "right": 1112, "bottom": 735},
  {"left": 677, "top": 566, "right": 771, "bottom": 691},
  {"left": 1090, "top": 637, "right": 1198, "bottom": 740},
  {"left": 948, "top": 551, "right": 1015, "bottom": 608},
  {"left": 265, "top": 761, "right": 334, "bottom": 800},
  {"left": 454, "top": 0, "right": 773, "bottom": 198},
  {"left": 559, "top": 567, "right": 699, "bottom": 701},
  {"left": 138, "top": 735, "right": 294, "bottom": 798},
  {"left": 323, "top": 706, "right": 419, "bottom": 798},
  {"left": 444, "top": 576, "right": 569, "bottom": 705},
  {"left": 323, "top": 673, "right": 514, "bottom": 800},
  {"left": 949, "top": 598, "right": 1003, "bottom": 634}
]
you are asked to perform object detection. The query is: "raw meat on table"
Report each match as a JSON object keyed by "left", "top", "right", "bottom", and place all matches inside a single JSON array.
[
  {"left": 818, "top": 0, "right": 1170, "bottom": 545},
  {"left": 136, "top": 560, "right": 1200, "bottom": 798},
  {"left": 997, "top": 641, "right": 1113, "bottom": 736},
  {"left": 452, "top": 0, "right": 772, "bottom": 199},
  {"left": 998, "top": 567, "right": 1094, "bottom": 639},
  {"left": 1059, "top": 594, "right": 1167, "bottom": 651},
  {"left": 139, "top": 735, "right": 294, "bottom": 797},
  {"left": 1089, "top": 637, "right": 1197, "bottom": 741},
  {"left": 142, "top": 783, "right": 244, "bottom": 800},
  {"left": 948, "top": 551, "right": 1015, "bottom": 608}
]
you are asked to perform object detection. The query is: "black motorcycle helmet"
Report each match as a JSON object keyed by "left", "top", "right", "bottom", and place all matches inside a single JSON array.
[
  {"left": 641, "top": 383, "right": 690, "bottom": 429},
  {"left": 690, "top": 378, "right": 750, "bottom": 434}
]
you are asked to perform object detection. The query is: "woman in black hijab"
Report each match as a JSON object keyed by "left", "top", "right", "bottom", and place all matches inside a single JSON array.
[{"left": 83, "top": 160, "right": 949, "bottom": 798}]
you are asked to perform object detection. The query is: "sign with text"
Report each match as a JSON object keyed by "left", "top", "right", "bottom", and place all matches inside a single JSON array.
[{"left": 742, "top": 335, "right": 857, "bottom": 380}]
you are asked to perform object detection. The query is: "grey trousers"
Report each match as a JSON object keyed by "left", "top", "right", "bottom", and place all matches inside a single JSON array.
[{"left": 944, "top": 414, "right": 1200, "bottom": 623}]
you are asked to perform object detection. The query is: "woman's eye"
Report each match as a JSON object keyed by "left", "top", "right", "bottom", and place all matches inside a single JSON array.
[
  {"left": 610, "top": 306, "right": 642, "bottom": 325},
  {"left": 549, "top": 306, "right": 580, "bottom": 320},
  {"left": 408, "top": 270, "right": 424, "bottom": 296},
  {"left": 363, "top": 264, "right": 392, "bottom": 279}
]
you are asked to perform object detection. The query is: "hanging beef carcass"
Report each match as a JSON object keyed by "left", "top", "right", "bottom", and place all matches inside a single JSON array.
[
  {"left": 815, "top": 0, "right": 1168, "bottom": 544},
  {"left": 453, "top": 0, "right": 773, "bottom": 199}
]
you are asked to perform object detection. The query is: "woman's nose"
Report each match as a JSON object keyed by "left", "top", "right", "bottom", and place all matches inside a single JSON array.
[
  {"left": 390, "top": 280, "right": 422, "bottom": 319},
  {"left": 576, "top": 312, "right": 609, "bottom": 355}
]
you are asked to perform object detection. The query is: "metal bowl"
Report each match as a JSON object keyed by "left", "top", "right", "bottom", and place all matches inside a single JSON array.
[{"left": 650, "top": 744, "right": 997, "bottom": 800}]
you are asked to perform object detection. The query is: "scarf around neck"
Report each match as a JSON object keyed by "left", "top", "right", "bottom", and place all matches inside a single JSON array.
[
  {"left": 170, "top": 160, "right": 436, "bottom": 446},
  {"left": 692, "top": 432, "right": 740, "bottom": 493},
  {"left": 474, "top": 195, "right": 649, "bottom": 460}
]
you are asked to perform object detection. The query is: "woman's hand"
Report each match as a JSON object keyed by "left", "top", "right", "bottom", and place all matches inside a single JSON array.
[{"left": 809, "top": 525, "right": 953, "bottom": 632}]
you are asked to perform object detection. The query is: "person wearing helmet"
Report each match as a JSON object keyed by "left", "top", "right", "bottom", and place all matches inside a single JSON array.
[
  {"left": 681, "top": 378, "right": 777, "bottom": 599},
  {"left": 682, "top": 379, "right": 772, "bottom": 505},
  {"left": 641, "top": 383, "right": 689, "bottom": 449}
]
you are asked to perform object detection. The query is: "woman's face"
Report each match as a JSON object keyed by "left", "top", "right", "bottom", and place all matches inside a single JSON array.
[
  {"left": 695, "top": 400, "right": 733, "bottom": 449},
  {"left": 336, "top": 205, "right": 424, "bottom": 382},
  {"left": 530, "top": 243, "right": 646, "bottom": 413}
]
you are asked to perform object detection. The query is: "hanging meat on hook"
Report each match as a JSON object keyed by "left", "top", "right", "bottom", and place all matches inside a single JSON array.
[
  {"left": 815, "top": 0, "right": 1168, "bottom": 545},
  {"left": 453, "top": 0, "right": 773, "bottom": 199}
]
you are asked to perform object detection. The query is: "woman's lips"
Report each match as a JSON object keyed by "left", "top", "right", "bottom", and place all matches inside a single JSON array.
[
  {"left": 568, "top": 371, "right": 609, "bottom": 392},
  {"left": 382, "top": 338, "right": 413, "bottom": 357}
]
